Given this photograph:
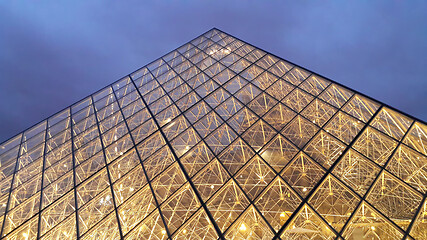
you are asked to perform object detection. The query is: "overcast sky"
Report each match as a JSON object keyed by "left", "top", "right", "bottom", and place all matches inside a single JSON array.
[{"left": 0, "top": 1, "right": 426, "bottom": 143}]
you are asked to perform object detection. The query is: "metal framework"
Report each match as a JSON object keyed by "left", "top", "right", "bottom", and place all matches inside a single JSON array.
[{"left": 0, "top": 28, "right": 426, "bottom": 240}]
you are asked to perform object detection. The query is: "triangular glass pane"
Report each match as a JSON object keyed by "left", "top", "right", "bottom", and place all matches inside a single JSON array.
[
  {"left": 180, "top": 141, "right": 215, "bottom": 177},
  {"left": 151, "top": 162, "right": 186, "bottom": 204},
  {"left": 283, "top": 68, "right": 310, "bottom": 85},
  {"left": 252, "top": 71, "right": 278, "bottom": 90},
  {"left": 370, "top": 107, "right": 413, "bottom": 141},
  {"left": 247, "top": 92, "right": 277, "bottom": 117},
  {"left": 409, "top": 198, "right": 427, "bottom": 240},
  {"left": 170, "top": 127, "right": 201, "bottom": 157},
  {"left": 256, "top": 54, "right": 279, "bottom": 70},
  {"left": 81, "top": 211, "right": 121, "bottom": 240},
  {"left": 206, "top": 180, "right": 250, "bottom": 232},
  {"left": 282, "top": 88, "right": 313, "bottom": 113},
  {"left": 192, "top": 159, "right": 230, "bottom": 201},
  {"left": 185, "top": 101, "right": 212, "bottom": 124},
  {"left": 77, "top": 188, "right": 115, "bottom": 235},
  {"left": 244, "top": 49, "right": 266, "bottom": 62},
  {"left": 242, "top": 119, "right": 276, "bottom": 152},
  {"left": 263, "top": 103, "right": 296, "bottom": 132},
  {"left": 234, "top": 83, "right": 262, "bottom": 105},
  {"left": 301, "top": 99, "right": 337, "bottom": 127},
  {"left": 161, "top": 184, "right": 200, "bottom": 234},
  {"left": 259, "top": 134, "right": 299, "bottom": 172},
  {"left": 211, "top": 68, "right": 236, "bottom": 85},
  {"left": 309, "top": 174, "right": 361, "bottom": 232},
  {"left": 172, "top": 208, "right": 219, "bottom": 239},
  {"left": 346, "top": 202, "right": 407, "bottom": 240},
  {"left": 299, "top": 75, "right": 330, "bottom": 96},
  {"left": 124, "top": 209, "right": 168, "bottom": 240},
  {"left": 112, "top": 164, "right": 147, "bottom": 205},
  {"left": 240, "top": 65, "right": 264, "bottom": 81},
  {"left": 194, "top": 110, "right": 224, "bottom": 138},
  {"left": 215, "top": 96, "right": 243, "bottom": 121},
  {"left": 205, "top": 123, "right": 238, "bottom": 155},
  {"left": 319, "top": 84, "right": 353, "bottom": 108},
  {"left": 229, "top": 58, "right": 251, "bottom": 73},
  {"left": 142, "top": 145, "right": 175, "bottom": 181},
  {"left": 387, "top": 144, "right": 427, "bottom": 193},
  {"left": 282, "top": 116, "right": 320, "bottom": 149},
  {"left": 268, "top": 60, "right": 293, "bottom": 77},
  {"left": 333, "top": 149, "right": 381, "bottom": 196},
  {"left": 118, "top": 184, "right": 156, "bottom": 234},
  {"left": 281, "top": 152, "right": 326, "bottom": 198},
  {"left": 281, "top": 204, "right": 336, "bottom": 240},
  {"left": 352, "top": 126, "right": 398, "bottom": 167},
  {"left": 342, "top": 94, "right": 380, "bottom": 123},
  {"left": 304, "top": 130, "right": 346, "bottom": 169},
  {"left": 224, "top": 205, "right": 274, "bottom": 239},
  {"left": 218, "top": 138, "right": 255, "bottom": 176},
  {"left": 403, "top": 121, "right": 427, "bottom": 156},
  {"left": 205, "top": 88, "right": 230, "bottom": 109},
  {"left": 324, "top": 111, "right": 364, "bottom": 144},
  {"left": 366, "top": 171, "right": 423, "bottom": 230},
  {"left": 255, "top": 177, "right": 302, "bottom": 232},
  {"left": 342, "top": 202, "right": 404, "bottom": 240},
  {"left": 228, "top": 107, "right": 259, "bottom": 135},
  {"left": 265, "top": 79, "right": 295, "bottom": 101},
  {"left": 235, "top": 156, "right": 276, "bottom": 200}
]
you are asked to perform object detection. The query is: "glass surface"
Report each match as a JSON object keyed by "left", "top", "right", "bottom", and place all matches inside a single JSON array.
[{"left": 0, "top": 28, "right": 425, "bottom": 239}]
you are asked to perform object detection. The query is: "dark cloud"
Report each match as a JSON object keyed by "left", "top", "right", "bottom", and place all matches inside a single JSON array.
[{"left": 0, "top": 1, "right": 426, "bottom": 143}]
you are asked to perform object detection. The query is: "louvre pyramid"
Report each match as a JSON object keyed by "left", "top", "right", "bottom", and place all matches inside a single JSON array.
[{"left": 0, "top": 28, "right": 426, "bottom": 240}]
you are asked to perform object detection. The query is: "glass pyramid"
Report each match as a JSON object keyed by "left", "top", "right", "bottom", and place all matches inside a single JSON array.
[{"left": 0, "top": 28, "right": 426, "bottom": 240}]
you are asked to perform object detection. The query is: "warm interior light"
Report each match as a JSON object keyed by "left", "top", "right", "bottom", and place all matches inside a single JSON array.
[
  {"left": 161, "top": 229, "right": 167, "bottom": 235},
  {"left": 239, "top": 223, "right": 247, "bottom": 231},
  {"left": 371, "top": 226, "right": 376, "bottom": 230},
  {"left": 182, "top": 229, "right": 187, "bottom": 234},
  {"left": 303, "top": 187, "right": 307, "bottom": 192},
  {"left": 280, "top": 212, "right": 286, "bottom": 218},
  {"left": 210, "top": 185, "right": 215, "bottom": 189}
]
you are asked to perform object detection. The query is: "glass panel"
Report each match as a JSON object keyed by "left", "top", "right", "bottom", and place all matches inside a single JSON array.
[
  {"left": 403, "top": 122, "right": 427, "bottom": 156},
  {"left": 218, "top": 138, "right": 255, "bottom": 176},
  {"left": 282, "top": 116, "right": 319, "bottom": 149},
  {"left": 387, "top": 144, "right": 427, "bottom": 193},
  {"left": 352, "top": 127, "right": 398, "bottom": 166},
  {"left": 324, "top": 111, "right": 364, "bottom": 144},
  {"left": 333, "top": 149, "right": 381, "bottom": 196},
  {"left": 255, "top": 177, "right": 301, "bottom": 232},
  {"left": 171, "top": 208, "right": 218, "bottom": 239},
  {"left": 235, "top": 156, "right": 275, "bottom": 200},
  {"left": 259, "top": 134, "right": 299, "bottom": 173},
  {"left": 206, "top": 180, "right": 250, "bottom": 232},
  {"left": 224, "top": 205, "right": 274, "bottom": 239},
  {"left": 281, "top": 204, "right": 336, "bottom": 239},
  {"left": 342, "top": 202, "right": 404, "bottom": 240},
  {"left": 366, "top": 171, "right": 423, "bottom": 230},
  {"left": 309, "top": 174, "right": 360, "bottom": 231},
  {"left": 370, "top": 107, "right": 413, "bottom": 141},
  {"left": 281, "top": 152, "right": 326, "bottom": 198}
]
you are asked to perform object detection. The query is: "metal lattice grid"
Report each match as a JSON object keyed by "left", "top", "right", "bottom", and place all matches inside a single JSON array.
[{"left": 0, "top": 28, "right": 426, "bottom": 240}]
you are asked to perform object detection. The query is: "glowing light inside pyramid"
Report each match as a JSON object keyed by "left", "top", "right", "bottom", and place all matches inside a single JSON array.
[{"left": 0, "top": 28, "right": 426, "bottom": 240}]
